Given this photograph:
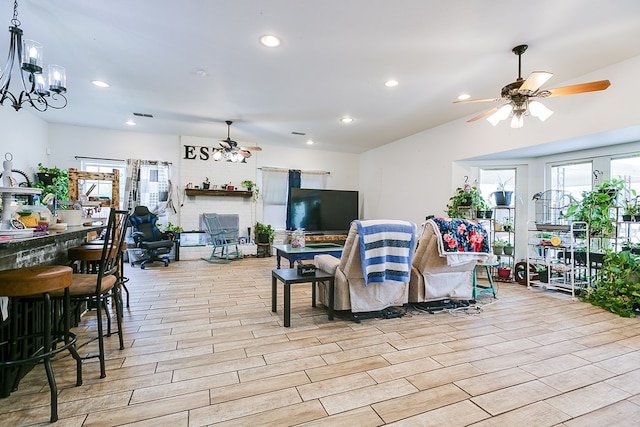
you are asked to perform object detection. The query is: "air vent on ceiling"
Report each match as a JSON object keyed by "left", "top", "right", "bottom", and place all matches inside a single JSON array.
[
  {"left": 291, "top": 131, "right": 306, "bottom": 135},
  {"left": 133, "top": 112, "right": 154, "bottom": 118}
]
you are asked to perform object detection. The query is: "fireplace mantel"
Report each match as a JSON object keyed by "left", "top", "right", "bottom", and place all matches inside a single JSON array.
[{"left": 185, "top": 189, "right": 253, "bottom": 198}]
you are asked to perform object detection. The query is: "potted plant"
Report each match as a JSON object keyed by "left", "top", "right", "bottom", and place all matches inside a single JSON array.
[
  {"left": 241, "top": 180, "right": 255, "bottom": 191},
  {"left": 581, "top": 250, "right": 640, "bottom": 317},
  {"left": 161, "top": 222, "right": 184, "bottom": 240},
  {"left": 497, "top": 262, "right": 511, "bottom": 279},
  {"left": 493, "top": 240, "right": 505, "bottom": 255},
  {"left": 501, "top": 217, "right": 514, "bottom": 232},
  {"left": 446, "top": 184, "right": 481, "bottom": 218},
  {"left": 202, "top": 177, "right": 210, "bottom": 190},
  {"left": 476, "top": 198, "right": 493, "bottom": 219},
  {"left": 255, "top": 222, "right": 275, "bottom": 244},
  {"left": 622, "top": 192, "right": 637, "bottom": 221},
  {"left": 503, "top": 241, "right": 514, "bottom": 256},
  {"left": 536, "top": 265, "right": 549, "bottom": 283},
  {"left": 32, "top": 163, "right": 69, "bottom": 202},
  {"left": 562, "top": 178, "right": 623, "bottom": 238},
  {"left": 491, "top": 176, "right": 514, "bottom": 206}
]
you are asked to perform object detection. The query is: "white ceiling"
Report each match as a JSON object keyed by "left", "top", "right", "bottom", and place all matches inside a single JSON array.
[{"left": 7, "top": 0, "right": 640, "bottom": 154}]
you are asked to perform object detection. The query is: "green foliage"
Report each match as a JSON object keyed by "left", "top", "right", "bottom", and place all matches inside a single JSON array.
[
  {"left": 581, "top": 250, "right": 640, "bottom": 317},
  {"left": 241, "top": 180, "right": 255, "bottom": 189},
  {"left": 161, "top": 222, "right": 183, "bottom": 233},
  {"left": 32, "top": 163, "right": 69, "bottom": 201},
  {"left": 255, "top": 222, "right": 275, "bottom": 243},
  {"left": 446, "top": 185, "right": 482, "bottom": 218},
  {"left": 562, "top": 178, "right": 624, "bottom": 237}
]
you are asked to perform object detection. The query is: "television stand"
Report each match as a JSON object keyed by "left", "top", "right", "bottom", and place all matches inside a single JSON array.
[{"left": 305, "top": 234, "right": 347, "bottom": 245}]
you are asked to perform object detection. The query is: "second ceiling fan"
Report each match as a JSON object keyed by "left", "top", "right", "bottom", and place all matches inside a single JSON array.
[{"left": 455, "top": 44, "right": 611, "bottom": 128}]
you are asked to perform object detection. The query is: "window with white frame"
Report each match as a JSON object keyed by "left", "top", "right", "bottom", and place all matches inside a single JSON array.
[
  {"left": 550, "top": 162, "right": 592, "bottom": 202},
  {"left": 80, "top": 159, "right": 126, "bottom": 209}
]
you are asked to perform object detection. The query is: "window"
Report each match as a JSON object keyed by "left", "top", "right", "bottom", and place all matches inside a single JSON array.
[
  {"left": 550, "top": 162, "right": 592, "bottom": 202},
  {"left": 611, "top": 155, "right": 640, "bottom": 197},
  {"left": 260, "top": 168, "right": 327, "bottom": 229},
  {"left": 80, "top": 160, "right": 126, "bottom": 209},
  {"left": 478, "top": 168, "right": 515, "bottom": 205}
]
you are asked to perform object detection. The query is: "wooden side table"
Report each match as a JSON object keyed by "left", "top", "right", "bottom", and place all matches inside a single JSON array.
[{"left": 271, "top": 268, "right": 334, "bottom": 327}]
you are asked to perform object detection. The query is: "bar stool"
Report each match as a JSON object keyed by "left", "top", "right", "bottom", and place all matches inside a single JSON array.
[
  {"left": 0, "top": 265, "right": 83, "bottom": 423},
  {"left": 473, "top": 261, "right": 498, "bottom": 299},
  {"left": 71, "top": 238, "right": 130, "bottom": 307},
  {"left": 52, "top": 209, "right": 129, "bottom": 379}
]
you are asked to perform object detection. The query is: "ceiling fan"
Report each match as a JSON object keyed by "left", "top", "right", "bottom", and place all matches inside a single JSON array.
[
  {"left": 454, "top": 44, "right": 611, "bottom": 128},
  {"left": 217, "top": 120, "right": 262, "bottom": 161}
]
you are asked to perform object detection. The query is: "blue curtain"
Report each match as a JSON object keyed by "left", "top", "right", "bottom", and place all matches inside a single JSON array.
[{"left": 285, "top": 169, "right": 301, "bottom": 230}]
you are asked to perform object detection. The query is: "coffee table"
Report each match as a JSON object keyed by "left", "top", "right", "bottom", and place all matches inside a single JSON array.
[
  {"left": 272, "top": 243, "right": 344, "bottom": 268},
  {"left": 271, "top": 268, "right": 334, "bottom": 327}
]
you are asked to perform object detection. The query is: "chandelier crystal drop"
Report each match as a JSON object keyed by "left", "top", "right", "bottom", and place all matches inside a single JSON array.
[{"left": 0, "top": 0, "right": 67, "bottom": 112}]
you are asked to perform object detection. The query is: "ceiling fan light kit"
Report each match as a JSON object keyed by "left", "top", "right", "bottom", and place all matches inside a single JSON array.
[
  {"left": 214, "top": 121, "right": 262, "bottom": 163},
  {"left": 457, "top": 44, "right": 610, "bottom": 129}
]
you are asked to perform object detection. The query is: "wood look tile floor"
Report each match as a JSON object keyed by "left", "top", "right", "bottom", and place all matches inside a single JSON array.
[{"left": 2, "top": 257, "right": 640, "bottom": 426}]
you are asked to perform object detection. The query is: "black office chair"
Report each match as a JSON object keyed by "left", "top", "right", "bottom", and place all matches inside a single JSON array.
[{"left": 129, "top": 206, "right": 174, "bottom": 269}]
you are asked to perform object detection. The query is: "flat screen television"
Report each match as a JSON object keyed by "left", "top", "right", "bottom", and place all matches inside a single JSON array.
[{"left": 287, "top": 188, "right": 359, "bottom": 234}]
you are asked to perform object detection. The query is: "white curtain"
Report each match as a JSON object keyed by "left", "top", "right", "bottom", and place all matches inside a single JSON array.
[{"left": 261, "top": 167, "right": 328, "bottom": 229}]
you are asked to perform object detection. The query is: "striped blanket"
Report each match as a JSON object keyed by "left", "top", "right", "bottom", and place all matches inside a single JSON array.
[{"left": 355, "top": 220, "right": 416, "bottom": 286}]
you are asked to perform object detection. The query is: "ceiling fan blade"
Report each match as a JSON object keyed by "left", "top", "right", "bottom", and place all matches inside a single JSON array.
[
  {"left": 467, "top": 105, "right": 500, "bottom": 122},
  {"left": 238, "top": 150, "right": 252, "bottom": 158},
  {"left": 518, "top": 71, "right": 553, "bottom": 94},
  {"left": 453, "top": 97, "right": 501, "bottom": 104},
  {"left": 544, "top": 79, "right": 611, "bottom": 98},
  {"left": 240, "top": 146, "right": 262, "bottom": 151},
  {"left": 219, "top": 140, "right": 231, "bottom": 149}
]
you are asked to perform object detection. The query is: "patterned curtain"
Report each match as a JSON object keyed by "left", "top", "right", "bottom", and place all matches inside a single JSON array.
[{"left": 123, "top": 159, "right": 173, "bottom": 216}]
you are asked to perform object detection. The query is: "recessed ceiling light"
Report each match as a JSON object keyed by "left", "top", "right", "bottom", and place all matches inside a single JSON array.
[
  {"left": 125, "top": 119, "right": 136, "bottom": 126},
  {"left": 91, "top": 80, "right": 110, "bottom": 88},
  {"left": 385, "top": 80, "right": 398, "bottom": 87},
  {"left": 340, "top": 116, "right": 354, "bottom": 124},
  {"left": 259, "top": 34, "right": 281, "bottom": 47},
  {"left": 306, "top": 139, "right": 314, "bottom": 145},
  {"left": 457, "top": 93, "right": 471, "bottom": 100}
]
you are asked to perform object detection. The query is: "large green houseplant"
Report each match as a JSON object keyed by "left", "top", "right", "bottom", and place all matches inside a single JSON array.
[
  {"left": 562, "top": 178, "right": 624, "bottom": 239},
  {"left": 581, "top": 250, "right": 640, "bottom": 317}
]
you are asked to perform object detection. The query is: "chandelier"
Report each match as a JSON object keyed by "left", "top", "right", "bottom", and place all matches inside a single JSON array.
[{"left": 0, "top": 0, "right": 67, "bottom": 112}]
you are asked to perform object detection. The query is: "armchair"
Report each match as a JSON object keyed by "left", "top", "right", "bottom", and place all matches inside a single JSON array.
[
  {"left": 129, "top": 206, "right": 174, "bottom": 269},
  {"left": 314, "top": 219, "right": 416, "bottom": 314},
  {"left": 409, "top": 217, "right": 490, "bottom": 303}
]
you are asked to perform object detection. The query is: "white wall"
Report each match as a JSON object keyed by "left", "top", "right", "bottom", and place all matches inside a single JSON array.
[
  {"left": 0, "top": 109, "right": 48, "bottom": 177},
  {"left": 359, "top": 55, "right": 640, "bottom": 228},
  {"left": 41, "top": 128, "right": 359, "bottom": 237},
  {"left": 179, "top": 135, "right": 360, "bottom": 237}
]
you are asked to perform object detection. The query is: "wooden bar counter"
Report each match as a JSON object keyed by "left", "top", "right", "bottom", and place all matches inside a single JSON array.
[
  {"left": 1, "top": 223, "right": 103, "bottom": 397},
  {"left": 0, "top": 224, "right": 104, "bottom": 271}
]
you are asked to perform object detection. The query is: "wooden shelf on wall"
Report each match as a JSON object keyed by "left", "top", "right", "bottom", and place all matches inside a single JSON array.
[{"left": 185, "top": 189, "right": 253, "bottom": 198}]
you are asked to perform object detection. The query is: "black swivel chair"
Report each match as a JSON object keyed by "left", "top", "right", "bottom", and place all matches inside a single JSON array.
[{"left": 129, "top": 206, "right": 174, "bottom": 269}]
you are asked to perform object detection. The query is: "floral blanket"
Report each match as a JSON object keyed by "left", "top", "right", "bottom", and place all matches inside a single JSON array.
[{"left": 427, "top": 218, "right": 490, "bottom": 266}]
